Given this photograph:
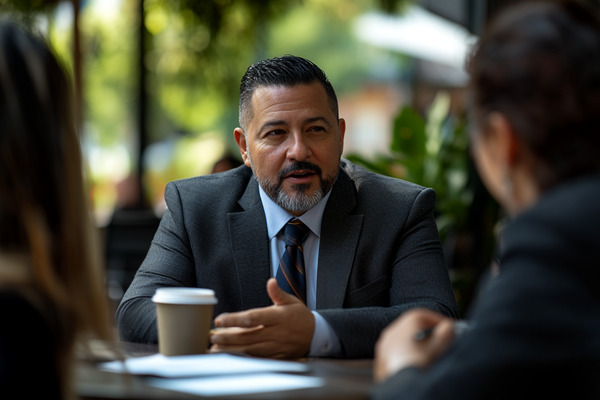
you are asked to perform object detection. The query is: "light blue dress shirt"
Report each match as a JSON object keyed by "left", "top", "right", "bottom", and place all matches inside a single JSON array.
[{"left": 258, "top": 186, "right": 342, "bottom": 357}]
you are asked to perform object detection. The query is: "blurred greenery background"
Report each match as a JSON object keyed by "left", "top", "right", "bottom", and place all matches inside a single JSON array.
[
  {"left": 3, "top": 0, "right": 511, "bottom": 313},
  {"left": 3, "top": 0, "right": 472, "bottom": 215}
]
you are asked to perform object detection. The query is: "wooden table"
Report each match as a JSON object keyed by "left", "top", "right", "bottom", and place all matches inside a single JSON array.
[{"left": 76, "top": 342, "right": 374, "bottom": 399}]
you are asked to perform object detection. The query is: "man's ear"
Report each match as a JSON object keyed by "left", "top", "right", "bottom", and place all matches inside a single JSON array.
[
  {"left": 486, "top": 112, "right": 519, "bottom": 167},
  {"left": 338, "top": 118, "right": 346, "bottom": 155},
  {"left": 234, "top": 127, "right": 251, "bottom": 168}
]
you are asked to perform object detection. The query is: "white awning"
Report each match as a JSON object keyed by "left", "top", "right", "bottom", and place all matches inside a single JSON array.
[{"left": 355, "top": 6, "right": 478, "bottom": 71}]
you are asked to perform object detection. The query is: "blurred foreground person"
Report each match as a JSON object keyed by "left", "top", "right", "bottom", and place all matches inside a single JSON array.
[
  {"left": 0, "top": 20, "right": 114, "bottom": 399},
  {"left": 373, "top": 1, "right": 600, "bottom": 398}
]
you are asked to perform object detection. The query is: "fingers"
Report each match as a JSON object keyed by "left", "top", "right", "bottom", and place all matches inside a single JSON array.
[
  {"left": 214, "top": 310, "right": 254, "bottom": 328},
  {"left": 424, "top": 319, "right": 455, "bottom": 359},
  {"left": 215, "top": 279, "right": 303, "bottom": 328},
  {"left": 266, "top": 278, "right": 300, "bottom": 306},
  {"left": 210, "top": 325, "right": 264, "bottom": 346},
  {"left": 374, "top": 308, "right": 455, "bottom": 381},
  {"left": 209, "top": 325, "right": 303, "bottom": 359},
  {"left": 214, "top": 303, "right": 277, "bottom": 327},
  {"left": 209, "top": 279, "right": 312, "bottom": 359},
  {"left": 209, "top": 341, "right": 290, "bottom": 359},
  {"left": 408, "top": 308, "right": 446, "bottom": 330},
  {"left": 214, "top": 306, "right": 281, "bottom": 328}
]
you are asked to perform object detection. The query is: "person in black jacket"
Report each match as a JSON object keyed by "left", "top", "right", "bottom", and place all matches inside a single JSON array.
[{"left": 373, "top": 1, "right": 600, "bottom": 398}]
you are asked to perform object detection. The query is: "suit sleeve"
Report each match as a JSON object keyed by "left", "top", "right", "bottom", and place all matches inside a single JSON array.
[
  {"left": 319, "top": 188, "right": 458, "bottom": 358},
  {"left": 115, "top": 182, "right": 198, "bottom": 343}
]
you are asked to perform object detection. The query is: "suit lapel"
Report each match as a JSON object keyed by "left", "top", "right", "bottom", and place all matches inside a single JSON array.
[
  {"left": 228, "top": 177, "right": 272, "bottom": 309},
  {"left": 317, "top": 169, "right": 363, "bottom": 309}
]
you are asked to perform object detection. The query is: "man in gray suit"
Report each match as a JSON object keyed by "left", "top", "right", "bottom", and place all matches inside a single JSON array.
[{"left": 116, "top": 55, "right": 459, "bottom": 359}]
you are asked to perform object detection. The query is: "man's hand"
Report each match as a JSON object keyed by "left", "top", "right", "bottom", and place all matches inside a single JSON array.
[
  {"left": 374, "top": 308, "right": 455, "bottom": 382},
  {"left": 209, "top": 278, "right": 315, "bottom": 359}
]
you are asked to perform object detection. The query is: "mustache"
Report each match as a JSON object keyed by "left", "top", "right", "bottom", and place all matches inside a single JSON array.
[{"left": 278, "top": 161, "right": 322, "bottom": 181}]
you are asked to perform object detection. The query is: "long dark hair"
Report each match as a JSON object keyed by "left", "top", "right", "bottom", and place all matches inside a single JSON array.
[{"left": 0, "top": 19, "right": 113, "bottom": 398}]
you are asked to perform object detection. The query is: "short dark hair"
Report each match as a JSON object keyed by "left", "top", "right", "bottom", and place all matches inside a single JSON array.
[
  {"left": 238, "top": 55, "right": 339, "bottom": 131},
  {"left": 468, "top": 0, "right": 600, "bottom": 191}
]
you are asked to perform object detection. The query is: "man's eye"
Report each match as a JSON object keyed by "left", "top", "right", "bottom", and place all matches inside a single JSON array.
[
  {"left": 308, "top": 126, "right": 326, "bottom": 133},
  {"left": 267, "top": 129, "right": 286, "bottom": 136}
]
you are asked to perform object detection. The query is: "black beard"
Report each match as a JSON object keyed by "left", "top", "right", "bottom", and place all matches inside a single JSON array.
[{"left": 257, "top": 161, "right": 337, "bottom": 214}]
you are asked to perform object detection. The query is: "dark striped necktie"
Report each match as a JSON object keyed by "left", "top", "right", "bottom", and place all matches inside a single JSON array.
[{"left": 276, "top": 219, "right": 310, "bottom": 304}]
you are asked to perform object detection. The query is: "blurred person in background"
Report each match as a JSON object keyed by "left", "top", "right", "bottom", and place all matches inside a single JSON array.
[
  {"left": 211, "top": 152, "right": 243, "bottom": 173},
  {"left": 372, "top": 1, "right": 600, "bottom": 398},
  {"left": 0, "top": 19, "right": 114, "bottom": 399}
]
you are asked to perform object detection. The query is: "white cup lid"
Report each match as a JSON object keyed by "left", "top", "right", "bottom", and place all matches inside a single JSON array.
[{"left": 152, "top": 287, "right": 218, "bottom": 305}]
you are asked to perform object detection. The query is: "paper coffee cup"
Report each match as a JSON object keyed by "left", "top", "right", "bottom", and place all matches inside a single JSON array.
[{"left": 152, "top": 287, "right": 218, "bottom": 356}]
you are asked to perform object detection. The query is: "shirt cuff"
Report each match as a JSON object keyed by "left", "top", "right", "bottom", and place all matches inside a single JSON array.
[{"left": 308, "top": 311, "right": 342, "bottom": 357}]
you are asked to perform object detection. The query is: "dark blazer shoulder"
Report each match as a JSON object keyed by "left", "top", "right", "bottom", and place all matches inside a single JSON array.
[
  {"left": 166, "top": 165, "right": 253, "bottom": 208},
  {"left": 339, "top": 159, "right": 435, "bottom": 210},
  {"left": 341, "top": 159, "right": 429, "bottom": 190},
  {"left": 169, "top": 165, "right": 253, "bottom": 192}
]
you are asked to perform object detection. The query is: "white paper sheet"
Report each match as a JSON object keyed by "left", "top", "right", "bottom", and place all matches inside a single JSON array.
[
  {"left": 100, "top": 353, "right": 309, "bottom": 378},
  {"left": 147, "top": 373, "right": 325, "bottom": 397}
]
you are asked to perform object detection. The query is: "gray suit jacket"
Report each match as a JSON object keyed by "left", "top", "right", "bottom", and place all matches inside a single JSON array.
[{"left": 116, "top": 160, "right": 459, "bottom": 358}]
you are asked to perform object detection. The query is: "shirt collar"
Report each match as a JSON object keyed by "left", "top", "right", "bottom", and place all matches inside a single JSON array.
[{"left": 258, "top": 185, "right": 332, "bottom": 239}]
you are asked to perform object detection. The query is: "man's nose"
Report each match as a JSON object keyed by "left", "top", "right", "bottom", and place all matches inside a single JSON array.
[{"left": 287, "top": 131, "right": 311, "bottom": 161}]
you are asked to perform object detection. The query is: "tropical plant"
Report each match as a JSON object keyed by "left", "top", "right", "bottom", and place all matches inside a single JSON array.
[{"left": 346, "top": 91, "right": 473, "bottom": 243}]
